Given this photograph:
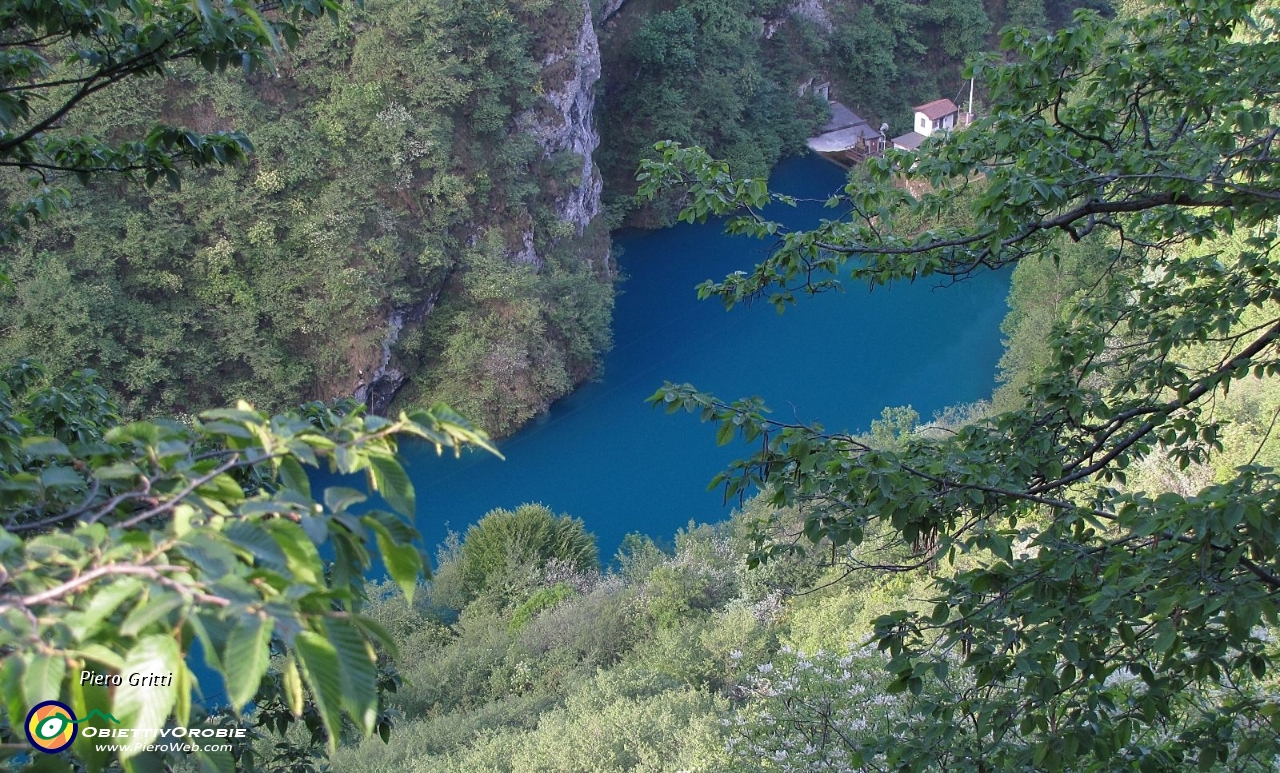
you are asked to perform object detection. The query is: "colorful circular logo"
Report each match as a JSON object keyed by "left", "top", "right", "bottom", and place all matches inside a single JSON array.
[{"left": 25, "top": 700, "right": 77, "bottom": 754}]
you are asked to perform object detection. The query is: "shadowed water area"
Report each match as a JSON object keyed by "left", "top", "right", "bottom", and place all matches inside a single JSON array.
[{"left": 400, "top": 153, "right": 1012, "bottom": 561}]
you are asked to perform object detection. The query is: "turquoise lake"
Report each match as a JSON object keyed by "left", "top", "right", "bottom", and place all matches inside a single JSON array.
[
  {"left": 400, "top": 153, "right": 1012, "bottom": 562},
  {"left": 200, "top": 152, "right": 1009, "bottom": 703}
]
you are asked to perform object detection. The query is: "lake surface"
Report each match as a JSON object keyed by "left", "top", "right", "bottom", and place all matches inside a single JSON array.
[
  {"left": 201, "top": 152, "right": 1008, "bottom": 704},
  {"left": 400, "top": 153, "right": 1012, "bottom": 562}
]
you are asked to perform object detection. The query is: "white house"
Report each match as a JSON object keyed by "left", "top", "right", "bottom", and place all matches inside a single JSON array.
[
  {"left": 914, "top": 98, "right": 961, "bottom": 136},
  {"left": 891, "top": 98, "right": 963, "bottom": 151}
]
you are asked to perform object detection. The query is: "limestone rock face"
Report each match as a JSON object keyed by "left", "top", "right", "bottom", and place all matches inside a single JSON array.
[
  {"left": 353, "top": 294, "right": 435, "bottom": 415},
  {"left": 357, "top": 0, "right": 607, "bottom": 414},
  {"left": 516, "top": 0, "right": 604, "bottom": 242}
]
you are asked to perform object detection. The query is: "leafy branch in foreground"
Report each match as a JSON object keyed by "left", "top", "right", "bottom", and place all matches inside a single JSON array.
[
  {"left": 0, "top": 362, "right": 498, "bottom": 771},
  {"left": 0, "top": 0, "right": 353, "bottom": 246},
  {"left": 642, "top": 0, "right": 1280, "bottom": 770}
]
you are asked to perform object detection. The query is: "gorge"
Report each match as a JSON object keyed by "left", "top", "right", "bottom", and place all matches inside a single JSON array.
[
  {"left": 398, "top": 153, "right": 1011, "bottom": 560},
  {"left": 11, "top": 2, "right": 1280, "bottom": 771}
]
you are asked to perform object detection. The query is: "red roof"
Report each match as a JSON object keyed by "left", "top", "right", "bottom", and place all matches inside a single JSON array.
[{"left": 914, "top": 99, "right": 959, "bottom": 120}]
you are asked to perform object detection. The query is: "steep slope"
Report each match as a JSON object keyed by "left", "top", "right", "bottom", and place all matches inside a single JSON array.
[
  {"left": 0, "top": 0, "right": 612, "bottom": 435},
  {"left": 358, "top": 0, "right": 612, "bottom": 425}
]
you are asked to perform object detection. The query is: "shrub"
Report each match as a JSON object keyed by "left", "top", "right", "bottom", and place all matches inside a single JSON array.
[
  {"left": 508, "top": 582, "right": 578, "bottom": 633},
  {"left": 443, "top": 670, "right": 730, "bottom": 773},
  {"left": 517, "top": 580, "right": 645, "bottom": 669},
  {"left": 458, "top": 503, "right": 599, "bottom": 605}
]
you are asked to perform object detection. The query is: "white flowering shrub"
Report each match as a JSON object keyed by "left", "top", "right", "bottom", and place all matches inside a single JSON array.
[{"left": 722, "top": 646, "right": 909, "bottom": 773}]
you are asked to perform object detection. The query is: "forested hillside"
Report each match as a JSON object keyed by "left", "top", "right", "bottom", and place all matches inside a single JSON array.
[
  {"left": 0, "top": 0, "right": 1104, "bottom": 430},
  {"left": 0, "top": 0, "right": 613, "bottom": 436},
  {"left": 6, "top": 0, "right": 1280, "bottom": 771},
  {"left": 596, "top": 0, "right": 1108, "bottom": 223},
  {"left": 301, "top": 0, "right": 1280, "bottom": 761}
]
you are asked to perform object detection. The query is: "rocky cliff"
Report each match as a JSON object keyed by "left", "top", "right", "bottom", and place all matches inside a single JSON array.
[
  {"left": 518, "top": 0, "right": 604, "bottom": 242},
  {"left": 358, "top": 0, "right": 609, "bottom": 416}
]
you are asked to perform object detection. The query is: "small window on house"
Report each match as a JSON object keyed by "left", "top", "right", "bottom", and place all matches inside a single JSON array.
[{"left": 919, "top": 116, "right": 926, "bottom": 128}]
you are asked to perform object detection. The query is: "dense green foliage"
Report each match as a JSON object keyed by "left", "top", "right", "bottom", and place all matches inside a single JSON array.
[
  {"left": 597, "top": 0, "right": 824, "bottom": 223},
  {"left": 446, "top": 503, "right": 599, "bottom": 607},
  {"left": 0, "top": 0, "right": 347, "bottom": 247},
  {"left": 400, "top": 222, "right": 614, "bottom": 436},
  {"left": 807, "top": 0, "right": 990, "bottom": 134},
  {"left": 0, "top": 0, "right": 613, "bottom": 433},
  {"left": 221, "top": 348, "right": 1278, "bottom": 772},
  {"left": 0, "top": 363, "right": 496, "bottom": 771},
  {"left": 637, "top": 0, "right": 1280, "bottom": 768},
  {"left": 0, "top": 5, "right": 511, "bottom": 770},
  {"left": 316, "top": 500, "right": 818, "bottom": 773},
  {"left": 596, "top": 0, "right": 1109, "bottom": 226},
  {"left": 12, "top": 0, "right": 1280, "bottom": 771}
]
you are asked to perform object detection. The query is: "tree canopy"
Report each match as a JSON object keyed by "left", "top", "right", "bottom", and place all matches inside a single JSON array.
[
  {"left": 454, "top": 502, "right": 599, "bottom": 605},
  {"left": 0, "top": 0, "right": 351, "bottom": 245},
  {"left": 639, "top": 0, "right": 1280, "bottom": 769},
  {"left": 0, "top": 0, "right": 614, "bottom": 431}
]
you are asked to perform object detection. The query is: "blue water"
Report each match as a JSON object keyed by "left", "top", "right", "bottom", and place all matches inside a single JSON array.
[
  {"left": 400, "top": 154, "right": 1011, "bottom": 563},
  {"left": 196, "top": 153, "right": 1007, "bottom": 705}
]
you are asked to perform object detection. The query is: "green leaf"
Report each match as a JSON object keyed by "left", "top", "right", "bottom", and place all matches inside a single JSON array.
[
  {"left": 66, "top": 578, "right": 145, "bottom": 640},
  {"left": 121, "top": 752, "right": 168, "bottom": 773},
  {"left": 278, "top": 455, "right": 311, "bottom": 498},
  {"left": 26, "top": 755, "right": 74, "bottom": 772},
  {"left": 324, "top": 486, "right": 366, "bottom": 513},
  {"left": 195, "top": 472, "right": 246, "bottom": 508},
  {"left": 1, "top": 657, "right": 26, "bottom": 730},
  {"left": 74, "top": 645, "right": 125, "bottom": 672},
  {"left": 282, "top": 655, "right": 304, "bottom": 717},
  {"left": 367, "top": 453, "right": 415, "bottom": 516},
  {"left": 223, "top": 615, "right": 273, "bottom": 711},
  {"left": 23, "top": 436, "right": 70, "bottom": 457},
  {"left": 323, "top": 617, "right": 377, "bottom": 735},
  {"left": 264, "top": 519, "right": 322, "bottom": 585},
  {"left": 115, "top": 636, "right": 180, "bottom": 760},
  {"left": 195, "top": 746, "right": 237, "bottom": 773},
  {"left": 120, "top": 592, "right": 184, "bottom": 638},
  {"left": 23, "top": 653, "right": 66, "bottom": 706},
  {"left": 351, "top": 615, "right": 398, "bottom": 660},
  {"left": 225, "top": 519, "right": 288, "bottom": 572},
  {"left": 40, "top": 466, "right": 84, "bottom": 489},
  {"left": 363, "top": 513, "right": 422, "bottom": 603},
  {"left": 95, "top": 462, "right": 143, "bottom": 481},
  {"left": 174, "top": 663, "right": 191, "bottom": 727},
  {"left": 70, "top": 675, "right": 113, "bottom": 773},
  {"left": 294, "top": 631, "right": 343, "bottom": 751}
]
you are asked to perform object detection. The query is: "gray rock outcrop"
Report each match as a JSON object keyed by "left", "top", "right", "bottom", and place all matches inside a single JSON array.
[
  {"left": 357, "top": 0, "right": 607, "bottom": 413},
  {"left": 517, "top": 0, "right": 604, "bottom": 240}
]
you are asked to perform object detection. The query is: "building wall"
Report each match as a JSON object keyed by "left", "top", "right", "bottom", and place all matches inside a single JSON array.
[{"left": 915, "top": 111, "right": 957, "bottom": 137}]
